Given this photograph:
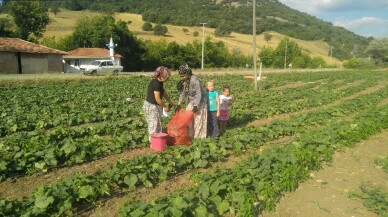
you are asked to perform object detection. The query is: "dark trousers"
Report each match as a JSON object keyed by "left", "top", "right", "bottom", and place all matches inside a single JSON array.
[{"left": 207, "top": 111, "right": 219, "bottom": 138}]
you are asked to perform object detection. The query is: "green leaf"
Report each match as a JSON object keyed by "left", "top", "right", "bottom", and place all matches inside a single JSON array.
[
  {"left": 217, "top": 200, "right": 230, "bottom": 215},
  {"left": 169, "top": 207, "right": 183, "bottom": 216},
  {"left": 61, "top": 141, "right": 77, "bottom": 156},
  {"left": 193, "top": 149, "right": 201, "bottom": 159},
  {"left": 58, "top": 198, "right": 72, "bottom": 214},
  {"left": 195, "top": 205, "right": 208, "bottom": 216},
  {"left": 34, "top": 162, "right": 46, "bottom": 170},
  {"left": 34, "top": 196, "right": 54, "bottom": 209},
  {"left": 144, "top": 180, "right": 153, "bottom": 188},
  {"left": 124, "top": 174, "right": 138, "bottom": 187},
  {"left": 199, "top": 184, "right": 210, "bottom": 198},
  {"left": 138, "top": 172, "right": 148, "bottom": 182},
  {"left": 78, "top": 185, "right": 95, "bottom": 199},
  {"left": 171, "top": 197, "right": 188, "bottom": 209},
  {"left": 0, "top": 161, "right": 8, "bottom": 171},
  {"left": 130, "top": 209, "right": 146, "bottom": 217}
]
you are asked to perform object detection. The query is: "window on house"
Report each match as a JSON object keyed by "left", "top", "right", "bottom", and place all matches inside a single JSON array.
[{"left": 75, "top": 59, "right": 80, "bottom": 67}]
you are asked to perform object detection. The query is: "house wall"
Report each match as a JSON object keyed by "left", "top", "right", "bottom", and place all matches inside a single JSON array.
[
  {"left": 0, "top": 52, "right": 65, "bottom": 74},
  {"left": 21, "top": 53, "right": 48, "bottom": 74},
  {"left": 47, "top": 54, "right": 64, "bottom": 72},
  {"left": 0, "top": 52, "right": 18, "bottom": 74}
]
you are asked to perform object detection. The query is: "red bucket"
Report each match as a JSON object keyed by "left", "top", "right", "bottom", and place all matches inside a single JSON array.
[{"left": 150, "top": 133, "right": 168, "bottom": 152}]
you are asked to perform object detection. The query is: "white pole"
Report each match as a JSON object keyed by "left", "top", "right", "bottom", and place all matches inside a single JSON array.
[
  {"left": 200, "top": 23, "right": 206, "bottom": 69},
  {"left": 253, "top": 0, "right": 257, "bottom": 91}
]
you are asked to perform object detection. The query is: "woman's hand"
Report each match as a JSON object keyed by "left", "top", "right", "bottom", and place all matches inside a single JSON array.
[
  {"left": 192, "top": 106, "right": 198, "bottom": 113},
  {"left": 164, "top": 105, "right": 170, "bottom": 112},
  {"left": 216, "top": 111, "right": 220, "bottom": 117},
  {"left": 175, "top": 105, "right": 181, "bottom": 113}
]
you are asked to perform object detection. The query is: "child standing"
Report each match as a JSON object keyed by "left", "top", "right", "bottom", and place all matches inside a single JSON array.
[
  {"left": 206, "top": 80, "right": 220, "bottom": 138},
  {"left": 219, "top": 85, "right": 232, "bottom": 133}
]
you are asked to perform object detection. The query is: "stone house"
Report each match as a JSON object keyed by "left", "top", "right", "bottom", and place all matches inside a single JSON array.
[{"left": 0, "top": 37, "right": 68, "bottom": 74}]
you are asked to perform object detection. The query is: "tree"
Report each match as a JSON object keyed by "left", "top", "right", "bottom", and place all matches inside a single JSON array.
[
  {"left": 0, "top": 18, "right": 14, "bottom": 37},
  {"left": 64, "top": 0, "right": 83, "bottom": 11},
  {"left": 264, "top": 32, "right": 273, "bottom": 43},
  {"left": 182, "top": 28, "right": 189, "bottom": 34},
  {"left": 273, "top": 38, "right": 302, "bottom": 68},
  {"left": 142, "top": 22, "right": 153, "bottom": 31},
  {"left": 259, "top": 46, "right": 275, "bottom": 67},
  {"left": 214, "top": 22, "right": 232, "bottom": 37},
  {"left": 308, "top": 56, "right": 326, "bottom": 68},
  {"left": 365, "top": 38, "right": 388, "bottom": 62},
  {"left": 8, "top": 0, "right": 49, "bottom": 42},
  {"left": 153, "top": 24, "right": 168, "bottom": 36},
  {"left": 50, "top": 6, "right": 61, "bottom": 16}
]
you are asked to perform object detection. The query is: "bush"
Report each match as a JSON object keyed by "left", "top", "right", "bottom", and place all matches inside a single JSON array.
[
  {"left": 292, "top": 56, "right": 306, "bottom": 68},
  {"left": 142, "top": 22, "right": 153, "bottom": 31},
  {"left": 308, "top": 56, "right": 326, "bottom": 68},
  {"left": 153, "top": 24, "right": 168, "bottom": 36},
  {"left": 214, "top": 23, "right": 232, "bottom": 37},
  {"left": 343, "top": 58, "right": 374, "bottom": 69}
]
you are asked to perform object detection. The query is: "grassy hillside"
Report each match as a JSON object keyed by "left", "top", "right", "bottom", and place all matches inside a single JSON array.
[{"left": 45, "top": 10, "right": 339, "bottom": 65}]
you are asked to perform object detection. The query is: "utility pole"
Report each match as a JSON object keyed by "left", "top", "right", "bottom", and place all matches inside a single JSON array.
[
  {"left": 329, "top": 46, "right": 332, "bottom": 65},
  {"left": 284, "top": 40, "right": 288, "bottom": 69},
  {"left": 253, "top": 0, "right": 257, "bottom": 91},
  {"left": 200, "top": 23, "right": 206, "bottom": 69}
]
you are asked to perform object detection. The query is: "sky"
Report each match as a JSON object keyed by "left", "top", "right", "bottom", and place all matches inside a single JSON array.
[{"left": 277, "top": 0, "right": 388, "bottom": 38}]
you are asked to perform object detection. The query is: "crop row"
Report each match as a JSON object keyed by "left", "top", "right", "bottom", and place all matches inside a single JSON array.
[
  {"left": 1, "top": 84, "right": 386, "bottom": 216},
  {"left": 121, "top": 103, "right": 388, "bottom": 216},
  {"left": 0, "top": 76, "right": 375, "bottom": 180}
]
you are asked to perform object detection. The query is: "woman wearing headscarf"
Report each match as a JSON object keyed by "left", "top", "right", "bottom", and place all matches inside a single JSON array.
[
  {"left": 143, "top": 66, "right": 175, "bottom": 142},
  {"left": 176, "top": 64, "right": 207, "bottom": 139}
]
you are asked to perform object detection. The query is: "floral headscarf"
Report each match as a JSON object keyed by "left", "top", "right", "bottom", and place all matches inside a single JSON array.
[
  {"left": 177, "top": 65, "right": 192, "bottom": 97},
  {"left": 178, "top": 64, "right": 192, "bottom": 76},
  {"left": 152, "top": 66, "right": 171, "bottom": 79}
]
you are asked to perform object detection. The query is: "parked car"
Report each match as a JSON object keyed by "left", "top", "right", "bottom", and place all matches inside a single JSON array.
[{"left": 81, "top": 60, "right": 123, "bottom": 76}]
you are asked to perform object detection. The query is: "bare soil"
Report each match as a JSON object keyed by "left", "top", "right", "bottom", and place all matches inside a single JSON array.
[{"left": 262, "top": 129, "right": 388, "bottom": 217}]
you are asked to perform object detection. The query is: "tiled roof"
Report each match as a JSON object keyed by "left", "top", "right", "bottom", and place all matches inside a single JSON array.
[
  {"left": 64, "top": 48, "right": 123, "bottom": 59},
  {"left": 0, "top": 37, "right": 67, "bottom": 55}
]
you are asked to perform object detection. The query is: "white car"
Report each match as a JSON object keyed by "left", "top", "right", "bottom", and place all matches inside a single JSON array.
[{"left": 81, "top": 60, "right": 123, "bottom": 76}]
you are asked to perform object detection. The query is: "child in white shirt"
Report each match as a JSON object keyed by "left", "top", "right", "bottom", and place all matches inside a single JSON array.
[{"left": 219, "top": 85, "right": 232, "bottom": 133}]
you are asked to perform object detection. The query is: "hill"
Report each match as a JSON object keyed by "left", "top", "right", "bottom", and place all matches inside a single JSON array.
[
  {"left": 41, "top": 0, "right": 371, "bottom": 60},
  {"left": 44, "top": 10, "right": 341, "bottom": 65}
]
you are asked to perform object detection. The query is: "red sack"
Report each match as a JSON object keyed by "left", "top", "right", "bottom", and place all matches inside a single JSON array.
[{"left": 167, "top": 110, "right": 194, "bottom": 146}]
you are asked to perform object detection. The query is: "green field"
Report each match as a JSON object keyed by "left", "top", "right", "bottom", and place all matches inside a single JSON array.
[{"left": 0, "top": 70, "right": 387, "bottom": 216}]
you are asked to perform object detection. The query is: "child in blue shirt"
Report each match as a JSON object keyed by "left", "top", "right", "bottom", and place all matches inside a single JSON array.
[{"left": 206, "top": 80, "right": 220, "bottom": 138}]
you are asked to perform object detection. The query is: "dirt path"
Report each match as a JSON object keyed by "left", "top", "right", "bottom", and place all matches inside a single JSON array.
[{"left": 262, "top": 129, "right": 388, "bottom": 217}]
